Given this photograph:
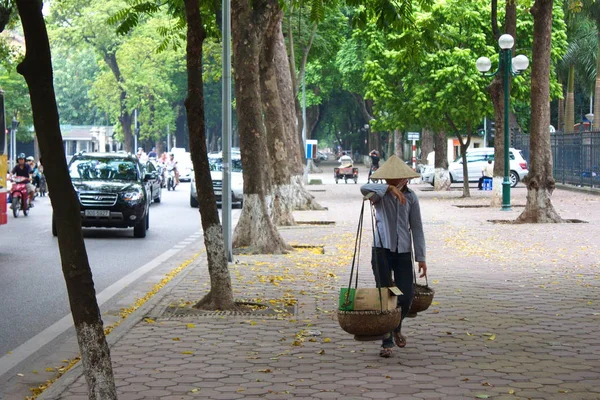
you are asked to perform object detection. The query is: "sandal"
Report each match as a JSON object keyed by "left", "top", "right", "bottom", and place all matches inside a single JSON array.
[
  {"left": 393, "top": 331, "right": 407, "bottom": 348},
  {"left": 379, "top": 348, "right": 393, "bottom": 358}
]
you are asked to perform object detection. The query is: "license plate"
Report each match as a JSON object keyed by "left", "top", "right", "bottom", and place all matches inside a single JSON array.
[
  {"left": 214, "top": 190, "right": 222, "bottom": 196},
  {"left": 85, "top": 209, "right": 110, "bottom": 217}
]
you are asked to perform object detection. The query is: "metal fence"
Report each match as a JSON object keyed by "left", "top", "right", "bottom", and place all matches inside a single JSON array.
[{"left": 512, "top": 132, "right": 600, "bottom": 188}]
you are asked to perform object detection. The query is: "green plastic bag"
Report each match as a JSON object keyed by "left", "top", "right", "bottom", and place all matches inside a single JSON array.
[{"left": 339, "top": 288, "right": 356, "bottom": 311}]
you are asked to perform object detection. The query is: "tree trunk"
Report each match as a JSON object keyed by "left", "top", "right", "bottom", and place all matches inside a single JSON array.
[
  {"left": 565, "top": 64, "right": 575, "bottom": 134},
  {"left": 594, "top": 39, "right": 600, "bottom": 132},
  {"left": 420, "top": 128, "right": 434, "bottom": 165},
  {"left": 260, "top": 5, "right": 295, "bottom": 226},
  {"left": 489, "top": 0, "right": 516, "bottom": 206},
  {"left": 15, "top": 2, "right": 116, "bottom": 398},
  {"left": 516, "top": 0, "right": 563, "bottom": 223},
  {"left": 394, "top": 129, "right": 403, "bottom": 158},
  {"left": 104, "top": 51, "right": 133, "bottom": 152},
  {"left": 387, "top": 132, "right": 394, "bottom": 163},
  {"left": 433, "top": 130, "right": 451, "bottom": 190},
  {"left": 232, "top": 0, "right": 291, "bottom": 253},
  {"left": 557, "top": 76, "right": 564, "bottom": 131},
  {"left": 276, "top": 10, "right": 323, "bottom": 211},
  {"left": 183, "top": 0, "right": 235, "bottom": 310}
]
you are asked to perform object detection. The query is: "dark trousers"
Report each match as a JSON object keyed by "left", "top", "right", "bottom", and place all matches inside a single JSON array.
[{"left": 371, "top": 247, "right": 414, "bottom": 347}]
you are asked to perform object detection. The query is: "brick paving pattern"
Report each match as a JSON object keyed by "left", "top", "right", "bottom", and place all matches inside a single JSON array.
[{"left": 40, "top": 174, "right": 600, "bottom": 400}]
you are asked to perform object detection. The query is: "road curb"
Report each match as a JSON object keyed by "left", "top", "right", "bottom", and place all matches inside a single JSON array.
[{"left": 37, "top": 252, "right": 206, "bottom": 400}]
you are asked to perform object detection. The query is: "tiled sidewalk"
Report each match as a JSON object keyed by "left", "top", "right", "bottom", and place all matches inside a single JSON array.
[{"left": 40, "top": 181, "right": 600, "bottom": 400}]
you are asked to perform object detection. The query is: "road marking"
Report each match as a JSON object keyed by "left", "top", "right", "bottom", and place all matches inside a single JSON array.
[{"left": 0, "top": 237, "right": 195, "bottom": 378}]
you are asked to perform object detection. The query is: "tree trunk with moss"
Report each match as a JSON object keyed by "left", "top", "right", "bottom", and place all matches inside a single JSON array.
[
  {"left": 232, "top": 0, "right": 291, "bottom": 253},
  {"left": 516, "top": 0, "right": 563, "bottom": 223},
  {"left": 260, "top": 4, "right": 295, "bottom": 226},
  {"left": 15, "top": 1, "right": 116, "bottom": 398}
]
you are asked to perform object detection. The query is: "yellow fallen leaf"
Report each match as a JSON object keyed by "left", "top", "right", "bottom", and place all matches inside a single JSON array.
[
  {"left": 181, "top": 351, "right": 194, "bottom": 355},
  {"left": 186, "top": 323, "right": 196, "bottom": 329},
  {"left": 257, "top": 369, "right": 272, "bottom": 373},
  {"left": 488, "top": 334, "right": 496, "bottom": 341},
  {"left": 45, "top": 368, "right": 54, "bottom": 372},
  {"left": 318, "top": 349, "right": 325, "bottom": 355},
  {"left": 172, "top": 337, "right": 180, "bottom": 341},
  {"left": 587, "top": 301, "right": 593, "bottom": 305},
  {"left": 190, "top": 388, "right": 200, "bottom": 393},
  {"left": 508, "top": 389, "right": 515, "bottom": 394},
  {"left": 323, "top": 338, "right": 331, "bottom": 343},
  {"left": 144, "top": 318, "right": 156, "bottom": 324},
  {"left": 432, "top": 301, "right": 440, "bottom": 305}
]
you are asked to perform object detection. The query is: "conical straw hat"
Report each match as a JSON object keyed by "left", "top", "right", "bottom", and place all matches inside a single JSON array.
[{"left": 370, "top": 155, "right": 420, "bottom": 179}]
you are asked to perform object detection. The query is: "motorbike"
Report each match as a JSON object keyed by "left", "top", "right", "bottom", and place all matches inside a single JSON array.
[
  {"left": 368, "top": 165, "right": 380, "bottom": 183},
  {"left": 166, "top": 166, "right": 177, "bottom": 191},
  {"left": 10, "top": 176, "right": 31, "bottom": 217}
]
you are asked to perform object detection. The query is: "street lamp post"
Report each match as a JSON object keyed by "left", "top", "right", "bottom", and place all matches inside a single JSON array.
[{"left": 476, "top": 34, "right": 529, "bottom": 211}]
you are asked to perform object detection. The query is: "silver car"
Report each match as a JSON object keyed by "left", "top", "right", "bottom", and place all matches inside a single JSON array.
[
  {"left": 448, "top": 147, "right": 528, "bottom": 187},
  {"left": 190, "top": 157, "right": 243, "bottom": 208}
]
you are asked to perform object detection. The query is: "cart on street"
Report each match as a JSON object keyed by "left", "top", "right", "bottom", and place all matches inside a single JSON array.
[{"left": 334, "top": 166, "right": 359, "bottom": 184}]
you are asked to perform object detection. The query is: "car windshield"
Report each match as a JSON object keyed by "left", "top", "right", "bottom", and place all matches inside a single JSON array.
[
  {"left": 209, "top": 158, "right": 242, "bottom": 172},
  {"left": 69, "top": 158, "right": 139, "bottom": 181}
]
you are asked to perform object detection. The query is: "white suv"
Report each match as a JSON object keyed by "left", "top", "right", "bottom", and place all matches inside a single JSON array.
[{"left": 448, "top": 147, "right": 528, "bottom": 187}]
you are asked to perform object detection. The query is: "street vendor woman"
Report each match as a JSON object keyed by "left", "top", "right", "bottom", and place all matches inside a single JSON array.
[{"left": 360, "top": 155, "right": 427, "bottom": 358}]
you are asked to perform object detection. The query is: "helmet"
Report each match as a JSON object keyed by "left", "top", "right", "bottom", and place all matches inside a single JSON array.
[
  {"left": 26, "top": 156, "right": 34, "bottom": 162},
  {"left": 17, "top": 153, "right": 26, "bottom": 160}
]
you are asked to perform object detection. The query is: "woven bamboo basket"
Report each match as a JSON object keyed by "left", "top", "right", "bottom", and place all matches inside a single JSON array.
[
  {"left": 337, "top": 308, "right": 401, "bottom": 337},
  {"left": 409, "top": 283, "right": 435, "bottom": 314}
]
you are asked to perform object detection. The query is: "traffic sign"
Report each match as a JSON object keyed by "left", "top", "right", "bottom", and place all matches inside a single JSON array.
[{"left": 407, "top": 131, "right": 420, "bottom": 141}]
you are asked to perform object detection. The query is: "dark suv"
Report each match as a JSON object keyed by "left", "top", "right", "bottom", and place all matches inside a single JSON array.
[{"left": 52, "top": 152, "right": 151, "bottom": 238}]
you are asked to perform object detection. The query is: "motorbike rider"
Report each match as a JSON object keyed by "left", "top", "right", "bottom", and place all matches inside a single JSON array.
[
  {"left": 338, "top": 151, "right": 354, "bottom": 168},
  {"left": 369, "top": 150, "right": 381, "bottom": 182},
  {"left": 10, "top": 153, "right": 36, "bottom": 206},
  {"left": 166, "top": 153, "right": 179, "bottom": 186}
]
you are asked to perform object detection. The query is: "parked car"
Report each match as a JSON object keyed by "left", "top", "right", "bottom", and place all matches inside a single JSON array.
[
  {"left": 448, "top": 147, "right": 528, "bottom": 187},
  {"left": 56, "top": 152, "right": 152, "bottom": 238},
  {"left": 190, "top": 156, "right": 243, "bottom": 208},
  {"left": 142, "top": 159, "right": 162, "bottom": 203}
]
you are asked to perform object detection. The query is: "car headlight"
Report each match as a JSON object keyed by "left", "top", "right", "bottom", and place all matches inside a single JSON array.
[{"left": 122, "top": 191, "right": 143, "bottom": 201}]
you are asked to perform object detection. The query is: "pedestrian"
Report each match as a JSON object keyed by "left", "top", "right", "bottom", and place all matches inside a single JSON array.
[
  {"left": 360, "top": 155, "right": 427, "bottom": 358},
  {"left": 354, "top": 150, "right": 360, "bottom": 163},
  {"left": 478, "top": 159, "right": 494, "bottom": 190}
]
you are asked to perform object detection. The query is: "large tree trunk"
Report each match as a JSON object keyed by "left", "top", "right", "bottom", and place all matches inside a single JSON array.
[
  {"left": 489, "top": 0, "right": 516, "bottom": 206},
  {"left": 15, "top": 2, "right": 116, "bottom": 398},
  {"left": 183, "top": 0, "right": 235, "bottom": 310},
  {"left": 565, "top": 64, "right": 575, "bottom": 134},
  {"left": 276, "top": 11, "right": 324, "bottom": 211},
  {"left": 232, "top": 0, "right": 291, "bottom": 253},
  {"left": 260, "top": 5, "right": 295, "bottom": 226},
  {"left": 433, "top": 130, "right": 451, "bottom": 191},
  {"left": 516, "top": 0, "right": 563, "bottom": 223}
]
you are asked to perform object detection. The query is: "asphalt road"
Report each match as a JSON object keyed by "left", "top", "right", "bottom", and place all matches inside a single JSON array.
[{"left": 0, "top": 183, "right": 226, "bottom": 357}]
